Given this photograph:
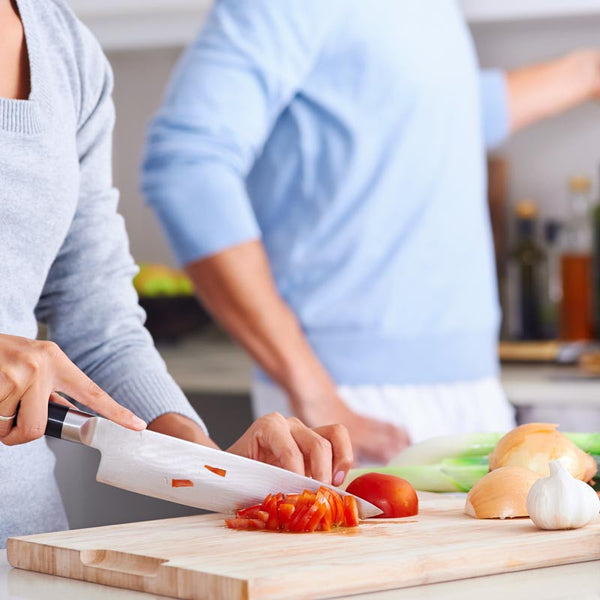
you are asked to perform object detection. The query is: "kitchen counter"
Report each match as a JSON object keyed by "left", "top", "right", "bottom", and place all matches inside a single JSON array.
[
  {"left": 502, "top": 363, "right": 600, "bottom": 408},
  {"left": 157, "top": 330, "right": 252, "bottom": 396},
  {"left": 158, "top": 331, "right": 600, "bottom": 408},
  {"left": 2, "top": 550, "right": 599, "bottom": 600}
]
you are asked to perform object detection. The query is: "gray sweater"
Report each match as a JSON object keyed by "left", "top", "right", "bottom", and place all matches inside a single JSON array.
[{"left": 0, "top": 0, "right": 205, "bottom": 547}]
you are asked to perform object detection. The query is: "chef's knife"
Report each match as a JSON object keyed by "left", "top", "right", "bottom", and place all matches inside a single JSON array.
[{"left": 40, "top": 402, "right": 381, "bottom": 518}]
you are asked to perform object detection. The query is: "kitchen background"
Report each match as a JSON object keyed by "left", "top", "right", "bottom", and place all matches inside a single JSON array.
[{"left": 51, "top": 0, "right": 600, "bottom": 529}]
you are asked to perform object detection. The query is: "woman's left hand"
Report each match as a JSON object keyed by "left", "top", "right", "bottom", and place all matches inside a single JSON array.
[{"left": 227, "top": 413, "right": 353, "bottom": 486}]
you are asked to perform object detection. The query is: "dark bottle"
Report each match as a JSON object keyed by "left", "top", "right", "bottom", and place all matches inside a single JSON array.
[
  {"left": 541, "top": 219, "right": 563, "bottom": 339},
  {"left": 509, "top": 200, "right": 546, "bottom": 340},
  {"left": 593, "top": 170, "right": 600, "bottom": 338}
]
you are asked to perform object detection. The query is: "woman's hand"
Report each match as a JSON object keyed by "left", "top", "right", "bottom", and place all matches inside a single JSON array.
[
  {"left": 227, "top": 413, "right": 353, "bottom": 486},
  {"left": 0, "top": 333, "right": 146, "bottom": 445}
]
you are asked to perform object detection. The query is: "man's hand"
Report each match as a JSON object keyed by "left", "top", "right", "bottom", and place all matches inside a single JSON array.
[
  {"left": 507, "top": 48, "right": 600, "bottom": 133},
  {"left": 572, "top": 49, "right": 600, "bottom": 101},
  {"left": 287, "top": 378, "right": 410, "bottom": 465},
  {"left": 227, "top": 413, "right": 353, "bottom": 485},
  {"left": 0, "top": 334, "right": 146, "bottom": 446}
]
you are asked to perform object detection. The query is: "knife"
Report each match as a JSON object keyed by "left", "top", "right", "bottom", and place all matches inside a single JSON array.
[{"left": 40, "top": 402, "right": 381, "bottom": 518}]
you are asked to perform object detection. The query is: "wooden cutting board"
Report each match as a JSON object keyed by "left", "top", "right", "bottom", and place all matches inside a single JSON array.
[{"left": 8, "top": 496, "right": 600, "bottom": 600}]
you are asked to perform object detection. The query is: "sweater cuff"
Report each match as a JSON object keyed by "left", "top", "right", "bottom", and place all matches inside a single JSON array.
[
  {"left": 111, "top": 372, "right": 208, "bottom": 435},
  {"left": 144, "top": 160, "right": 261, "bottom": 265},
  {"left": 479, "top": 69, "right": 510, "bottom": 150}
]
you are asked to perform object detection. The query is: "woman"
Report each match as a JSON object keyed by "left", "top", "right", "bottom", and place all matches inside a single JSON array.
[{"left": 0, "top": 0, "right": 352, "bottom": 548}]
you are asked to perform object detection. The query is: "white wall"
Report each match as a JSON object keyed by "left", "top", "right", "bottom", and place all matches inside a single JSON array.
[
  {"left": 107, "top": 14, "right": 600, "bottom": 265},
  {"left": 471, "top": 15, "right": 600, "bottom": 224},
  {"left": 109, "top": 47, "right": 182, "bottom": 266}
]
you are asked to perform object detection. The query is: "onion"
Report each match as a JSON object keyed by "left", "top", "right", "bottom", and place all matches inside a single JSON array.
[
  {"left": 489, "top": 423, "right": 597, "bottom": 482},
  {"left": 465, "top": 466, "right": 540, "bottom": 519}
]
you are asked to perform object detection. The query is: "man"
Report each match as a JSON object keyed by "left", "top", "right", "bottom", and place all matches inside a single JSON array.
[{"left": 143, "top": 0, "right": 600, "bottom": 462}]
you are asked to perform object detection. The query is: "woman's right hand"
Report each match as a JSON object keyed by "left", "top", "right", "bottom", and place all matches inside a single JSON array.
[{"left": 0, "top": 334, "right": 146, "bottom": 445}]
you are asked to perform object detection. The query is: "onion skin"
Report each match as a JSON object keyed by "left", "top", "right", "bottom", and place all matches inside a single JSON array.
[
  {"left": 465, "top": 466, "right": 541, "bottom": 519},
  {"left": 489, "top": 423, "right": 597, "bottom": 482}
]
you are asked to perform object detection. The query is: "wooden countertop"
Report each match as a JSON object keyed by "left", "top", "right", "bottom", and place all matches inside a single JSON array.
[
  {"left": 158, "top": 331, "right": 600, "bottom": 407},
  {"left": 2, "top": 549, "right": 599, "bottom": 600}
]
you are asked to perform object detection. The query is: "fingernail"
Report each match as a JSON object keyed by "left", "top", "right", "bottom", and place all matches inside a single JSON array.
[
  {"left": 131, "top": 415, "right": 147, "bottom": 429},
  {"left": 333, "top": 471, "right": 346, "bottom": 486}
]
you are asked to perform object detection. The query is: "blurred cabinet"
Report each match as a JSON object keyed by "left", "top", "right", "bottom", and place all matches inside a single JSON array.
[
  {"left": 460, "top": 0, "right": 600, "bottom": 22},
  {"left": 68, "top": 0, "right": 213, "bottom": 50},
  {"left": 69, "top": 0, "right": 600, "bottom": 51}
]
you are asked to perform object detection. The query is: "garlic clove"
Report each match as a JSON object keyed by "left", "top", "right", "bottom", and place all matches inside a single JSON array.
[
  {"left": 526, "top": 459, "right": 600, "bottom": 530},
  {"left": 465, "top": 466, "right": 541, "bottom": 519},
  {"left": 489, "top": 423, "right": 597, "bottom": 482}
]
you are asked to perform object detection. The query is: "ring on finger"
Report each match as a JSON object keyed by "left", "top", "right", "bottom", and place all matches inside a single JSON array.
[{"left": 0, "top": 413, "right": 16, "bottom": 422}]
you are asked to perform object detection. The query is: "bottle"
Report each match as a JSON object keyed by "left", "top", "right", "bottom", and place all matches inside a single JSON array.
[
  {"left": 560, "top": 176, "right": 593, "bottom": 341},
  {"left": 508, "top": 200, "right": 546, "bottom": 340},
  {"left": 541, "top": 219, "right": 563, "bottom": 339},
  {"left": 593, "top": 168, "right": 600, "bottom": 338}
]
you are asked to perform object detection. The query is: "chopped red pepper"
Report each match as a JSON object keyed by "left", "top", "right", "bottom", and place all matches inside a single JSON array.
[
  {"left": 277, "top": 503, "right": 296, "bottom": 531},
  {"left": 237, "top": 504, "right": 263, "bottom": 519},
  {"left": 204, "top": 465, "right": 227, "bottom": 477},
  {"left": 171, "top": 479, "right": 194, "bottom": 488},
  {"left": 225, "top": 486, "right": 360, "bottom": 533},
  {"left": 342, "top": 496, "right": 360, "bottom": 527},
  {"left": 224, "top": 517, "right": 266, "bottom": 530},
  {"left": 305, "top": 495, "right": 329, "bottom": 532}
]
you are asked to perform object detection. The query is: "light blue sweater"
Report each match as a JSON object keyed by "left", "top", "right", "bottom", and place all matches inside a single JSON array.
[
  {"left": 0, "top": 0, "right": 203, "bottom": 547},
  {"left": 143, "top": 0, "right": 509, "bottom": 386}
]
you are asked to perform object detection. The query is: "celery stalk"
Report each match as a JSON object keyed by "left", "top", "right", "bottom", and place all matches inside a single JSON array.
[
  {"left": 345, "top": 464, "right": 487, "bottom": 493},
  {"left": 564, "top": 433, "right": 600, "bottom": 454},
  {"left": 346, "top": 432, "right": 600, "bottom": 493},
  {"left": 389, "top": 433, "right": 503, "bottom": 467}
]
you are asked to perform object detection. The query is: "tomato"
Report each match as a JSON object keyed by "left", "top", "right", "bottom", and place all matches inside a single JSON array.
[
  {"left": 346, "top": 473, "right": 418, "bottom": 518},
  {"left": 224, "top": 486, "right": 360, "bottom": 532}
]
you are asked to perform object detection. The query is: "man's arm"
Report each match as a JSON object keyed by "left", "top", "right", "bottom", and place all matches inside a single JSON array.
[
  {"left": 185, "top": 241, "right": 410, "bottom": 464},
  {"left": 507, "top": 49, "right": 600, "bottom": 133}
]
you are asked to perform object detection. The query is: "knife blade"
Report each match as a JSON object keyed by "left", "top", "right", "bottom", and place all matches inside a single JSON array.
[{"left": 43, "top": 402, "right": 382, "bottom": 518}]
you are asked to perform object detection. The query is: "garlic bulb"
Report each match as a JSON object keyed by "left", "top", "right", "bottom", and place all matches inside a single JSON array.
[
  {"left": 526, "top": 460, "right": 600, "bottom": 530},
  {"left": 465, "top": 466, "right": 540, "bottom": 519},
  {"left": 489, "top": 423, "right": 597, "bottom": 482}
]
